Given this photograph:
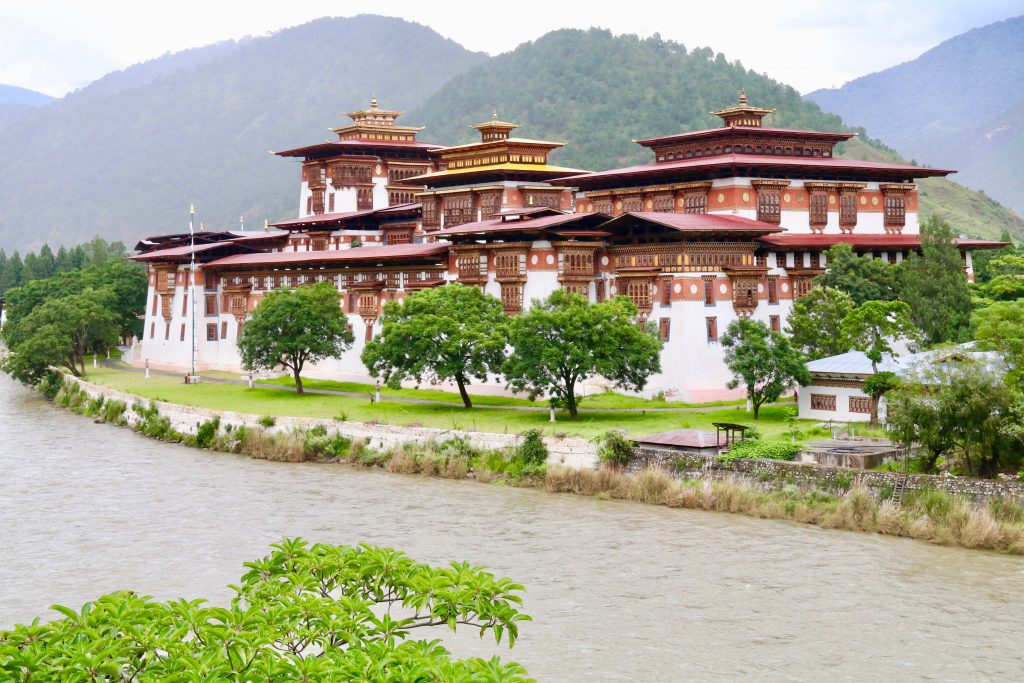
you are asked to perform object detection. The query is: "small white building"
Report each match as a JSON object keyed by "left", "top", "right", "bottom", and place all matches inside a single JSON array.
[{"left": 798, "top": 345, "right": 1006, "bottom": 423}]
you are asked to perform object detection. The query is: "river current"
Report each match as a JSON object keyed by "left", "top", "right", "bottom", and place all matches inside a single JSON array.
[{"left": 0, "top": 374, "right": 1022, "bottom": 681}]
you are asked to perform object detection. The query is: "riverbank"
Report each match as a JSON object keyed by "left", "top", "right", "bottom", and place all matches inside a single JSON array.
[{"left": 47, "top": 372, "right": 1024, "bottom": 555}]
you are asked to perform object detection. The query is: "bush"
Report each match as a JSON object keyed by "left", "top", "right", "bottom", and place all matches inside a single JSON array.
[
  {"left": 194, "top": 416, "right": 221, "bottom": 449},
  {"left": 597, "top": 430, "right": 634, "bottom": 468},
  {"left": 516, "top": 430, "right": 548, "bottom": 467},
  {"left": 38, "top": 371, "right": 64, "bottom": 400},
  {"left": 257, "top": 415, "right": 276, "bottom": 428},
  {"left": 717, "top": 439, "right": 801, "bottom": 462},
  {"left": 303, "top": 425, "right": 352, "bottom": 459}
]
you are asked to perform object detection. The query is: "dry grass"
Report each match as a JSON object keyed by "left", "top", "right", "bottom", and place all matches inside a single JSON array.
[{"left": 239, "top": 429, "right": 306, "bottom": 462}]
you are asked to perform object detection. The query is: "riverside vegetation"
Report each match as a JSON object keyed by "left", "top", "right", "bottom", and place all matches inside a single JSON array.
[{"left": 47, "top": 374, "right": 1024, "bottom": 555}]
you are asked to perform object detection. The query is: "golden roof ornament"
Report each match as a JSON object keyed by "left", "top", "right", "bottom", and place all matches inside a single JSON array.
[{"left": 711, "top": 89, "right": 775, "bottom": 127}]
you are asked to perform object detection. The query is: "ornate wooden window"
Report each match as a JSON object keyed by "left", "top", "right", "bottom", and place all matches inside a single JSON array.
[
  {"left": 422, "top": 197, "right": 440, "bottom": 228},
  {"left": 358, "top": 293, "right": 378, "bottom": 318},
  {"left": 205, "top": 294, "right": 217, "bottom": 316},
  {"left": 592, "top": 198, "right": 613, "bottom": 214},
  {"left": 595, "top": 280, "right": 606, "bottom": 302},
  {"left": 809, "top": 251, "right": 820, "bottom": 269},
  {"left": 792, "top": 277, "right": 815, "bottom": 299},
  {"left": 684, "top": 192, "right": 707, "bottom": 214},
  {"left": 456, "top": 252, "right": 483, "bottom": 282},
  {"left": 659, "top": 318, "right": 671, "bottom": 341},
  {"left": 220, "top": 321, "right": 228, "bottom": 340},
  {"left": 560, "top": 251, "right": 593, "bottom": 276},
  {"left": 524, "top": 191, "right": 560, "bottom": 208},
  {"left": 839, "top": 189, "right": 859, "bottom": 231},
  {"left": 479, "top": 191, "right": 502, "bottom": 219},
  {"left": 850, "top": 396, "right": 872, "bottom": 414},
  {"left": 160, "top": 296, "right": 173, "bottom": 321},
  {"left": 732, "top": 279, "right": 758, "bottom": 313},
  {"left": 884, "top": 194, "right": 906, "bottom": 232},
  {"left": 311, "top": 188, "right": 325, "bottom": 215},
  {"left": 495, "top": 252, "right": 523, "bottom": 279},
  {"left": 385, "top": 229, "right": 412, "bottom": 245},
  {"left": 623, "top": 281, "right": 652, "bottom": 314},
  {"left": 811, "top": 394, "right": 837, "bottom": 411},
  {"left": 500, "top": 283, "right": 523, "bottom": 314},
  {"left": 444, "top": 195, "right": 474, "bottom": 228},
  {"left": 356, "top": 187, "right": 373, "bottom": 211},
  {"left": 310, "top": 234, "right": 328, "bottom": 251},
  {"left": 767, "top": 277, "right": 778, "bottom": 304},
  {"left": 769, "top": 315, "right": 780, "bottom": 332},
  {"left": 756, "top": 189, "right": 781, "bottom": 224},
  {"left": 621, "top": 195, "right": 643, "bottom": 213},
  {"left": 660, "top": 279, "right": 672, "bottom": 306},
  {"left": 808, "top": 192, "right": 828, "bottom": 231},
  {"left": 703, "top": 277, "right": 716, "bottom": 306},
  {"left": 229, "top": 295, "right": 247, "bottom": 320},
  {"left": 562, "top": 282, "right": 589, "bottom": 298},
  {"left": 652, "top": 194, "right": 674, "bottom": 212},
  {"left": 706, "top": 317, "right": 718, "bottom": 341}
]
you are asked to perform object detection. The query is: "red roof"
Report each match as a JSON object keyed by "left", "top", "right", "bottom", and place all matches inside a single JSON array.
[
  {"left": 434, "top": 212, "right": 609, "bottom": 237},
  {"left": 553, "top": 153, "right": 952, "bottom": 187},
  {"left": 270, "top": 210, "right": 377, "bottom": 228},
  {"left": 131, "top": 242, "right": 228, "bottom": 261},
  {"left": 274, "top": 139, "right": 439, "bottom": 157},
  {"left": 604, "top": 211, "right": 784, "bottom": 234},
  {"left": 636, "top": 429, "right": 725, "bottom": 449},
  {"left": 759, "top": 233, "right": 1008, "bottom": 250},
  {"left": 205, "top": 242, "right": 449, "bottom": 268},
  {"left": 635, "top": 125, "right": 856, "bottom": 147}
]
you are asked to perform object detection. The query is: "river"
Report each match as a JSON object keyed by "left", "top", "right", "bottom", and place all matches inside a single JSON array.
[{"left": 1, "top": 374, "right": 1022, "bottom": 681}]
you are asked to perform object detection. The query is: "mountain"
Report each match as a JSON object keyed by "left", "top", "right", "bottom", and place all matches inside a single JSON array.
[
  {"left": 0, "top": 84, "right": 53, "bottom": 106},
  {"left": 408, "top": 28, "right": 1023, "bottom": 242},
  {"left": 0, "top": 15, "right": 486, "bottom": 251},
  {"left": 806, "top": 15, "right": 1024, "bottom": 217}
]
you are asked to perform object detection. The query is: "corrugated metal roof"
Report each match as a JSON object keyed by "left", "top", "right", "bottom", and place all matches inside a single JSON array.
[{"left": 636, "top": 429, "right": 725, "bottom": 449}]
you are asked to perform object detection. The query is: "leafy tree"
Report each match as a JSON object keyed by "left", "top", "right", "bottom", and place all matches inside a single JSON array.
[
  {"left": 504, "top": 292, "right": 661, "bottom": 419},
  {"left": 886, "top": 365, "right": 1023, "bottom": 477},
  {"left": 721, "top": 318, "right": 810, "bottom": 419},
  {"left": 0, "top": 538, "right": 532, "bottom": 681},
  {"left": 0, "top": 251, "right": 22, "bottom": 296},
  {"left": 816, "top": 243, "right": 900, "bottom": 305},
  {"left": 238, "top": 282, "right": 354, "bottom": 395},
  {"left": 841, "top": 300, "right": 920, "bottom": 423},
  {"left": 974, "top": 253, "right": 1024, "bottom": 302},
  {"left": 898, "top": 216, "right": 973, "bottom": 345},
  {"left": 862, "top": 371, "right": 900, "bottom": 427},
  {"left": 362, "top": 284, "right": 507, "bottom": 408},
  {"left": 974, "top": 300, "right": 1024, "bottom": 385},
  {"left": 2, "top": 288, "right": 121, "bottom": 383},
  {"left": 971, "top": 230, "right": 1017, "bottom": 284},
  {"left": 784, "top": 286, "right": 855, "bottom": 359}
]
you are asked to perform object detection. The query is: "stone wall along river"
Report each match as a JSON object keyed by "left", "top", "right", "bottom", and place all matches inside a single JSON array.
[{"left": 1, "top": 374, "right": 1023, "bottom": 681}]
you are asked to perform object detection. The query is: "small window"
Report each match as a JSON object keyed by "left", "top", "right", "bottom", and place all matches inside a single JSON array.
[
  {"left": 221, "top": 321, "right": 228, "bottom": 340},
  {"left": 767, "top": 278, "right": 778, "bottom": 305},
  {"left": 179, "top": 323, "right": 186, "bottom": 341},
  {"left": 205, "top": 294, "right": 217, "bottom": 316},
  {"left": 703, "top": 279, "right": 715, "bottom": 306},
  {"left": 850, "top": 396, "right": 872, "bottom": 414},
  {"left": 164, "top": 322, "right": 170, "bottom": 340},
  {"left": 150, "top": 322, "right": 155, "bottom": 339},
  {"left": 811, "top": 394, "right": 837, "bottom": 411},
  {"left": 706, "top": 316, "right": 718, "bottom": 341},
  {"left": 769, "top": 315, "right": 780, "bottom": 332},
  {"left": 364, "top": 325, "right": 373, "bottom": 343},
  {"left": 207, "top": 323, "right": 217, "bottom": 341},
  {"left": 659, "top": 318, "right": 671, "bottom": 341},
  {"left": 181, "top": 292, "right": 188, "bottom": 316},
  {"left": 661, "top": 280, "right": 672, "bottom": 306},
  {"left": 151, "top": 294, "right": 158, "bottom": 316}
]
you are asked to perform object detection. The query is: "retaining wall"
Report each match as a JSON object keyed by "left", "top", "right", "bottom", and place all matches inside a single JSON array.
[
  {"left": 633, "top": 445, "right": 1024, "bottom": 499},
  {"left": 64, "top": 374, "right": 599, "bottom": 469}
]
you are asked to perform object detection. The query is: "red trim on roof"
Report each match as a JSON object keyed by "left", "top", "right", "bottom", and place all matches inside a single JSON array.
[
  {"left": 434, "top": 212, "right": 610, "bottom": 237},
  {"left": 270, "top": 210, "right": 377, "bottom": 228},
  {"left": 606, "top": 211, "right": 784, "bottom": 234},
  {"left": 635, "top": 125, "right": 855, "bottom": 147},
  {"left": 205, "top": 242, "right": 449, "bottom": 268},
  {"left": 274, "top": 139, "right": 439, "bottom": 157},
  {"left": 759, "top": 233, "right": 1008, "bottom": 250}
]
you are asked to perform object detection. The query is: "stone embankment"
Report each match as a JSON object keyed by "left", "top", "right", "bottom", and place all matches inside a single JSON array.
[
  {"left": 633, "top": 445, "right": 1024, "bottom": 499},
  {"left": 65, "top": 374, "right": 600, "bottom": 468}
]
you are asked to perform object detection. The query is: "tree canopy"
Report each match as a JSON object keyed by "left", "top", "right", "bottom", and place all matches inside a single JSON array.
[
  {"left": 238, "top": 282, "right": 354, "bottom": 395},
  {"left": 840, "top": 300, "right": 919, "bottom": 373},
  {"left": 816, "top": 243, "right": 900, "bottom": 305},
  {"left": 0, "top": 538, "right": 532, "bottom": 681},
  {"left": 361, "top": 284, "right": 507, "bottom": 408},
  {"left": 503, "top": 292, "right": 662, "bottom": 419},
  {"left": 784, "top": 286, "right": 855, "bottom": 360},
  {"left": 721, "top": 318, "right": 809, "bottom": 419}
]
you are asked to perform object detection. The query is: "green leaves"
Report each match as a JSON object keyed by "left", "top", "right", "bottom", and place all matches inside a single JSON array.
[
  {"left": 840, "top": 300, "right": 919, "bottom": 371},
  {"left": 721, "top": 318, "right": 809, "bottom": 419},
  {"left": 784, "top": 286, "right": 855, "bottom": 360},
  {"left": 0, "top": 540, "right": 533, "bottom": 681}
]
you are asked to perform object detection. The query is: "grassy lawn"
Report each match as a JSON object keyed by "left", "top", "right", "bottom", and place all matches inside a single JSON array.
[{"left": 84, "top": 366, "right": 806, "bottom": 440}]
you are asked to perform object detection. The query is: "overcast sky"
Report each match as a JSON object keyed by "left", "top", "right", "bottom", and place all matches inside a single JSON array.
[{"left": 3, "top": 0, "right": 1021, "bottom": 98}]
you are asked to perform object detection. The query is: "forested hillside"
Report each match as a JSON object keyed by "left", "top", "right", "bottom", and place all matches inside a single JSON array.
[
  {"left": 409, "top": 28, "right": 1022, "bottom": 241},
  {"left": 807, "top": 15, "right": 1024, "bottom": 216},
  {"left": 0, "top": 15, "right": 486, "bottom": 251}
]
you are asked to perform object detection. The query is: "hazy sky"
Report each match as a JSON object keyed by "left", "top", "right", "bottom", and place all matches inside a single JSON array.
[{"left": 3, "top": 0, "right": 1021, "bottom": 97}]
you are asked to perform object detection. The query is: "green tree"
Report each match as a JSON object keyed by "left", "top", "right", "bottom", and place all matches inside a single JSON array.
[
  {"left": 974, "top": 300, "right": 1024, "bottom": 385},
  {"left": 504, "top": 292, "right": 662, "bottom": 419},
  {"left": 862, "top": 371, "right": 901, "bottom": 427},
  {"left": 362, "top": 283, "right": 506, "bottom": 408},
  {"left": 0, "top": 539, "right": 532, "bottom": 681},
  {"left": 841, "top": 300, "right": 920, "bottom": 423},
  {"left": 898, "top": 216, "right": 973, "bottom": 345},
  {"left": 886, "top": 365, "right": 1022, "bottom": 477},
  {"left": 974, "top": 253, "right": 1024, "bottom": 302},
  {"left": 721, "top": 318, "right": 810, "bottom": 419},
  {"left": 816, "top": 243, "right": 900, "bottom": 305},
  {"left": 2, "top": 288, "right": 121, "bottom": 383},
  {"left": 971, "top": 230, "right": 1016, "bottom": 284},
  {"left": 784, "top": 286, "right": 855, "bottom": 360},
  {"left": 238, "top": 282, "right": 353, "bottom": 395},
  {"left": 0, "top": 251, "right": 23, "bottom": 295}
]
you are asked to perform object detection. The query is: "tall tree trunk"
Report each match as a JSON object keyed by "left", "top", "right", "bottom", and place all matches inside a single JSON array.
[
  {"left": 455, "top": 373, "right": 472, "bottom": 408},
  {"left": 752, "top": 400, "right": 760, "bottom": 419},
  {"left": 565, "top": 380, "right": 578, "bottom": 420},
  {"left": 293, "top": 366, "right": 304, "bottom": 396},
  {"left": 869, "top": 396, "right": 880, "bottom": 427}
]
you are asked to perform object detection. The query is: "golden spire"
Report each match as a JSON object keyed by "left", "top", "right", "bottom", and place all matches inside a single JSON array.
[
  {"left": 493, "top": 108, "right": 499, "bottom": 120},
  {"left": 738, "top": 89, "right": 747, "bottom": 106},
  {"left": 370, "top": 96, "right": 378, "bottom": 109}
]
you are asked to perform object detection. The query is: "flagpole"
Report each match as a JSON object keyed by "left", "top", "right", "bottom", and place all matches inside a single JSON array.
[{"left": 189, "top": 203, "right": 197, "bottom": 380}]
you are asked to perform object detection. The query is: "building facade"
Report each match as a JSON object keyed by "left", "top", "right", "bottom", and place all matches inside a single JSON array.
[{"left": 132, "top": 95, "right": 1003, "bottom": 403}]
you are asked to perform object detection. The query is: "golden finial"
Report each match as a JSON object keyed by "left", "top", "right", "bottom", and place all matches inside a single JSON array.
[
  {"left": 370, "top": 96, "right": 378, "bottom": 109},
  {"left": 493, "top": 108, "right": 498, "bottom": 120},
  {"left": 739, "top": 89, "right": 747, "bottom": 106}
]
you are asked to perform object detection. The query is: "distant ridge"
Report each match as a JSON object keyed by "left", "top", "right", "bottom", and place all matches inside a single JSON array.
[
  {"left": 806, "top": 15, "right": 1024, "bottom": 217},
  {"left": 0, "top": 84, "right": 54, "bottom": 106}
]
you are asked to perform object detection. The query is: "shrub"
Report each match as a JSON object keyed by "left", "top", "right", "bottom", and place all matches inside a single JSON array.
[
  {"left": 239, "top": 428, "right": 305, "bottom": 462},
  {"left": 193, "top": 416, "right": 221, "bottom": 448},
  {"left": 303, "top": 425, "right": 352, "bottom": 459},
  {"left": 596, "top": 430, "right": 634, "bottom": 468},
  {"left": 257, "top": 415, "right": 277, "bottom": 429},
  {"left": 516, "top": 430, "right": 548, "bottom": 467},
  {"left": 101, "top": 399, "right": 128, "bottom": 426},
  {"left": 38, "top": 371, "right": 65, "bottom": 400},
  {"left": 717, "top": 440, "right": 801, "bottom": 462},
  {"left": 833, "top": 471, "right": 854, "bottom": 491}
]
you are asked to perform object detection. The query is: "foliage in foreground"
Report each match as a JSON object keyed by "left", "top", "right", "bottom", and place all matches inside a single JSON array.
[
  {"left": 721, "top": 318, "right": 809, "bottom": 419},
  {"left": 0, "top": 539, "right": 532, "bottom": 682},
  {"left": 716, "top": 439, "right": 802, "bottom": 462}
]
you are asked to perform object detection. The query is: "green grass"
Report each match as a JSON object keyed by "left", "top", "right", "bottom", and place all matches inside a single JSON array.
[{"left": 83, "top": 366, "right": 806, "bottom": 440}]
